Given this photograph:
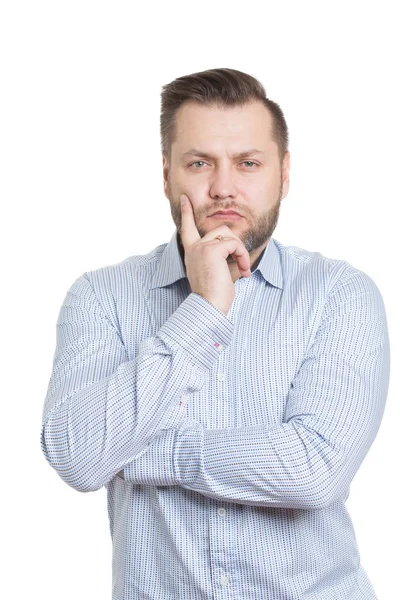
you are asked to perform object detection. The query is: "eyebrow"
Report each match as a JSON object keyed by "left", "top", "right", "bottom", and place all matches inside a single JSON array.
[{"left": 181, "top": 148, "right": 265, "bottom": 160}]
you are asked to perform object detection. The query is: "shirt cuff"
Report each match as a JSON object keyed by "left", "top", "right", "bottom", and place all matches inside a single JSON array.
[
  {"left": 123, "top": 428, "right": 177, "bottom": 486},
  {"left": 173, "top": 422, "right": 204, "bottom": 486},
  {"left": 157, "top": 293, "right": 234, "bottom": 372}
]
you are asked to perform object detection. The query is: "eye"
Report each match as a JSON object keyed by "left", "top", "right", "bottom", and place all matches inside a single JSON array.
[
  {"left": 189, "top": 161, "right": 207, "bottom": 168},
  {"left": 188, "top": 160, "right": 259, "bottom": 169}
]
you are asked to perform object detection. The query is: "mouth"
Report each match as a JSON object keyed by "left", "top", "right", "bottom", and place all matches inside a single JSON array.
[
  {"left": 211, "top": 210, "right": 242, "bottom": 217},
  {"left": 209, "top": 210, "right": 243, "bottom": 221}
]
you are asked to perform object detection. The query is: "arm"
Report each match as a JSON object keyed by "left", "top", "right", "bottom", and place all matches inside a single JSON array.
[
  {"left": 127, "top": 271, "right": 390, "bottom": 509},
  {"left": 40, "top": 274, "right": 233, "bottom": 493}
]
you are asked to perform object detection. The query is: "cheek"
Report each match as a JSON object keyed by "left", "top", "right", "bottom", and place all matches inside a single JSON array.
[
  {"left": 174, "top": 173, "right": 211, "bottom": 205},
  {"left": 237, "top": 180, "right": 266, "bottom": 204},
  {"left": 252, "top": 173, "right": 280, "bottom": 197}
]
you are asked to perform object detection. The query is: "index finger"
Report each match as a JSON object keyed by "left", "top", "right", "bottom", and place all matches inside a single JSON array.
[{"left": 180, "top": 194, "right": 201, "bottom": 248}]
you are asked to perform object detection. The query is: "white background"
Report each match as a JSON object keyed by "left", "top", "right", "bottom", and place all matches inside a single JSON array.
[{"left": 1, "top": 1, "right": 398, "bottom": 598}]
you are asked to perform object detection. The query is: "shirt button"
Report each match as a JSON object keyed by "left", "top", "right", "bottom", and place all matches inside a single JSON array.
[
  {"left": 220, "top": 575, "right": 229, "bottom": 586},
  {"left": 214, "top": 343, "right": 224, "bottom": 353},
  {"left": 179, "top": 395, "right": 189, "bottom": 407},
  {"left": 217, "top": 372, "right": 225, "bottom": 381},
  {"left": 217, "top": 508, "right": 226, "bottom": 517}
]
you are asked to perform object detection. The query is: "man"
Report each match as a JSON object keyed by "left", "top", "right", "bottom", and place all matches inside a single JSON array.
[{"left": 41, "top": 68, "right": 390, "bottom": 599}]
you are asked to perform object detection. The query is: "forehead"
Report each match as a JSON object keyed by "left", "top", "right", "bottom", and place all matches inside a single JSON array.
[{"left": 172, "top": 100, "right": 275, "bottom": 153}]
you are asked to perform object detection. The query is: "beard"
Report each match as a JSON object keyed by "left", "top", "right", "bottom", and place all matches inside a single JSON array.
[{"left": 167, "top": 176, "right": 283, "bottom": 258}]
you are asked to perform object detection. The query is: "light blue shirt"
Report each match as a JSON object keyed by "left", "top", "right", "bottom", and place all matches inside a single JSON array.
[{"left": 41, "top": 230, "right": 390, "bottom": 599}]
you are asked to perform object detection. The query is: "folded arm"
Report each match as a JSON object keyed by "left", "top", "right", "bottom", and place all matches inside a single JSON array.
[
  {"left": 40, "top": 274, "right": 233, "bottom": 492},
  {"left": 126, "top": 271, "right": 390, "bottom": 509}
]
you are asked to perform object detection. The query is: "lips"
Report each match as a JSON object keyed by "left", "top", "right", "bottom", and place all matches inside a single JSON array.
[{"left": 212, "top": 210, "right": 242, "bottom": 217}]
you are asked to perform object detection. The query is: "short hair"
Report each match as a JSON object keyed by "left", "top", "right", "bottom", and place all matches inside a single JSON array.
[{"left": 160, "top": 67, "right": 289, "bottom": 165}]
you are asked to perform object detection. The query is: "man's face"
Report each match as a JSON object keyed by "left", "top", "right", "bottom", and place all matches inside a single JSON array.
[{"left": 163, "top": 100, "right": 290, "bottom": 256}]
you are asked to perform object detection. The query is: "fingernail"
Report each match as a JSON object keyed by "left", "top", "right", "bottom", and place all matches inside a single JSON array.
[{"left": 180, "top": 195, "right": 186, "bottom": 206}]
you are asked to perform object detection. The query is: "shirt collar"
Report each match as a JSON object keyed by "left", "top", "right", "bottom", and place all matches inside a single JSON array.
[{"left": 149, "top": 229, "right": 283, "bottom": 290}]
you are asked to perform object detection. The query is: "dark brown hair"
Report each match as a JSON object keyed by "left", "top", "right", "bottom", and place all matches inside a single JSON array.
[{"left": 160, "top": 67, "right": 289, "bottom": 165}]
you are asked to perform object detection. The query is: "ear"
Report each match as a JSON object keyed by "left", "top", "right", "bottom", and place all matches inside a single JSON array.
[
  {"left": 162, "top": 156, "right": 169, "bottom": 200},
  {"left": 281, "top": 151, "right": 291, "bottom": 199}
]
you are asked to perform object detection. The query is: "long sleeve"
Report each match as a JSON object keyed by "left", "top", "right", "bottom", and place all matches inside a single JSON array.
[
  {"left": 127, "top": 271, "right": 390, "bottom": 510},
  {"left": 40, "top": 274, "right": 233, "bottom": 493}
]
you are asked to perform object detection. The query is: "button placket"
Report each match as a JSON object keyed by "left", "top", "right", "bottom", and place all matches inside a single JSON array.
[
  {"left": 179, "top": 395, "right": 189, "bottom": 408},
  {"left": 220, "top": 574, "right": 229, "bottom": 587}
]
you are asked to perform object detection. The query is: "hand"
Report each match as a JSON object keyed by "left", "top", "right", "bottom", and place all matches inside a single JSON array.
[{"left": 180, "top": 194, "right": 251, "bottom": 315}]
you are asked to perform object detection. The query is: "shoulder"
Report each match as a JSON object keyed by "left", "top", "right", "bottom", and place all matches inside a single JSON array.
[
  {"left": 61, "top": 241, "right": 168, "bottom": 321},
  {"left": 273, "top": 238, "right": 382, "bottom": 301},
  {"left": 84, "top": 241, "right": 167, "bottom": 292}
]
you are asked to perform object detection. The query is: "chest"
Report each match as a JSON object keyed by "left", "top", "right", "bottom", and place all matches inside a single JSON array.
[{"left": 120, "top": 276, "right": 320, "bottom": 429}]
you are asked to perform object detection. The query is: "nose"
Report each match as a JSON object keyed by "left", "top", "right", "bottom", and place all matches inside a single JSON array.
[{"left": 209, "top": 164, "right": 237, "bottom": 200}]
